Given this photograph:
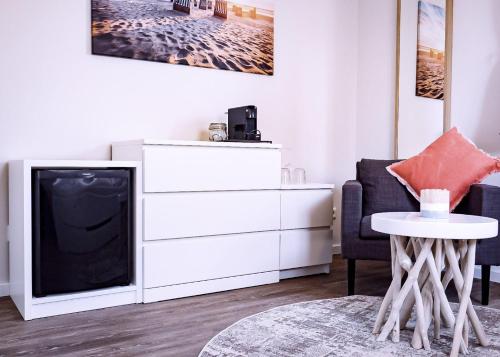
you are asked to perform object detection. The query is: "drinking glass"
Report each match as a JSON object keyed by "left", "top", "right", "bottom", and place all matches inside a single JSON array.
[
  {"left": 281, "top": 168, "right": 291, "bottom": 185},
  {"left": 293, "top": 168, "right": 306, "bottom": 185}
]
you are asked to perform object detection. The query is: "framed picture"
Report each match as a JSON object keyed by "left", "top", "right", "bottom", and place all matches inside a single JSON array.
[
  {"left": 415, "top": 0, "right": 446, "bottom": 100},
  {"left": 91, "top": 0, "right": 275, "bottom": 75}
]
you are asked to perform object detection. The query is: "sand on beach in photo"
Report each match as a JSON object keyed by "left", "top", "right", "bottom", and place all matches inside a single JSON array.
[
  {"left": 91, "top": 0, "right": 274, "bottom": 75},
  {"left": 415, "top": 46, "right": 444, "bottom": 100}
]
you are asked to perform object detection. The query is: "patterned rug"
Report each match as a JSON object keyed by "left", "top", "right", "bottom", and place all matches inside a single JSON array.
[{"left": 199, "top": 295, "right": 500, "bottom": 356}]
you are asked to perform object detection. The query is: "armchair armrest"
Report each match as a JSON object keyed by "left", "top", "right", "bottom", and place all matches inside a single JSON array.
[
  {"left": 341, "top": 180, "right": 363, "bottom": 257},
  {"left": 465, "top": 184, "right": 500, "bottom": 221},
  {"left": 465, "top": 184, "right": 500, "bottom": 265}
]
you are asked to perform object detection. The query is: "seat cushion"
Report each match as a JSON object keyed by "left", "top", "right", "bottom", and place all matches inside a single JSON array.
[
  {"left": 359, "top": 215, "right": 389, "bottom": 240},
  {"left": 358, "top": 159, "right": 419, "bottom": 217}
]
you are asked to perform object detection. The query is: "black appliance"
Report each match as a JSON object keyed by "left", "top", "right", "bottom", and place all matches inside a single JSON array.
[
  {"left": 227, "top": 105, "right": 261, "bottom": 142},
  {"left": 32, "top": 169, "right": 133, "bottom": 297}
]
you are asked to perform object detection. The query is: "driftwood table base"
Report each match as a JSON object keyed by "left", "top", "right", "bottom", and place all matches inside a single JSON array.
[{"left": 373, "top": 235, "right": 489, "bottom": 357}]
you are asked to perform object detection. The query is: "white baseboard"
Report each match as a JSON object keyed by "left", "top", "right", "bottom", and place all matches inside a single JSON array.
[
  {"left": 332, "top": 243, "right": 341, "bottom": 255},
  {"left": 0, "top": 282, "right": 9, "bottom": 297},
  {"left": 474, "top": 266, "right": 500, "bottom": 283}
]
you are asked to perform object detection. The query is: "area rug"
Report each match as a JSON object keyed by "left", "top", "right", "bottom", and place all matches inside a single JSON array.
[{"left": 199, "top": 295, "right": 500, "bottom": 356}]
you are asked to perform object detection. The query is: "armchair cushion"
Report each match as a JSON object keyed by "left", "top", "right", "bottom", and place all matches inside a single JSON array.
[{"left": 358, "top": 159, "right": 419, "bottom": 216}]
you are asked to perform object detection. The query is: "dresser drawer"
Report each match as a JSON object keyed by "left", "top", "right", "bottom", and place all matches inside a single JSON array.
[
  {"left": 143, "top": 145, "right": 281, "bottom": 192},
  {"left": 144, "top": 190, "right": 280, "bottom": 240},
  {"left": 279, "top": 229, "right": 333, "bottom": 270},
  {"left": 280, "top": 189, "right": 333, "bottom": 229},
  {"left": 143, "top": 231, "right": 280, "bottom": 288}
]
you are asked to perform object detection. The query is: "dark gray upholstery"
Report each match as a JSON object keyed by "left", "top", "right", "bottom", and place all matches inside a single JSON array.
[
  {"left": 341, "top": 159, "right": 418, "bottom": 261},
  {"left": 342, "top": 159, "right": 500, "bottom": 303},
  {"left": 341, "top": 179, "right": 390, "bottom": 262},
  {"left": 359, "top": 216, "right": 388, "bottom": 240},
  {"left": 357, "top": 159, "right": 419, "bottom": 216},
  {"left": 456, "top": 184, "right": 500, "bottom": 265}
]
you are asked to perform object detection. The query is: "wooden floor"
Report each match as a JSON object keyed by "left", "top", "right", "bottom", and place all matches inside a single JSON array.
[{"left": 0, "top": 257, "right": 499, "bottom": 357}]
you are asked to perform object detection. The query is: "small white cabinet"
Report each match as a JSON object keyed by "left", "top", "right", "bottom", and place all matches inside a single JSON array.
[
  {"left": 279, "top": 185, "right": 334, "bottom": 279},
  {"left": 113, "top": 140, "right": 334, "bottom": 303}
]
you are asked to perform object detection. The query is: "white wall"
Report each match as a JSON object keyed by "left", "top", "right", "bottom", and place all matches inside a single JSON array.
[
  {"left": 451, "top": 0, "right": 500, "bottom": 186},
  {"left": 397, "top": 0, "right": 444, "bottom": 159},
  {"left": 356, "top": 0, "right": 397, "bottom": 160},
  {"left": 0, "top": 0, "right": 359, "bottom": 287}
]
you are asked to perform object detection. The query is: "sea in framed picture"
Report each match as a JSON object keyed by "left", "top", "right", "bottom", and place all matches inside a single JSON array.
[
  {"left": 91, "top": 0, "right": 274, "bottom": 75},
  {"left": 415, "top": 0, "right": 445, "bottom": 100}
]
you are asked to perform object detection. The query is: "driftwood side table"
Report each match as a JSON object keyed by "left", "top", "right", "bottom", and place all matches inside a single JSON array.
[{"left": 371, "top": 212, "right": 498, "bottom": 357}]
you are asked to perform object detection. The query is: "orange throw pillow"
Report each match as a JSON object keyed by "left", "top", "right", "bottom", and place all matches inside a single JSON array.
[{"left": 387, "top": 127, "right": 500, "bottom": 210}]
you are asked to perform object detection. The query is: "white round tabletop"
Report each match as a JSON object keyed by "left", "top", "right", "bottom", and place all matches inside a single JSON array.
[{"left": 371, "top": 212, "right": 498, "bottom": 240}]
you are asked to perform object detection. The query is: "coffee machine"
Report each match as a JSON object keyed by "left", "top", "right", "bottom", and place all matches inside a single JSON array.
[{"left": 227, "top": 106, "right": 270, "bottom": 143}]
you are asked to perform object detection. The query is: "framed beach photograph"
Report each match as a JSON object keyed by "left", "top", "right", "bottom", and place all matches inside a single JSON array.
[
  {"left": 91, "top": 0, "right": 275, "bottom": 75},
  {"left": 415, "top": 0, "right": 446, "bottom": 100}
]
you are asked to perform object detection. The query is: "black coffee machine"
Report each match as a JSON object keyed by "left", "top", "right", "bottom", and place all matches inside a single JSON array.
[{"left": 227, "top": 106, "right": 270, "bottom": 143}]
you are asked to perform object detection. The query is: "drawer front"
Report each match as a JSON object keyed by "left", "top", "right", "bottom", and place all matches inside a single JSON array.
[
  {"left": 143, "top": 145, "right": 281, "bottom": 192},
  {"left": 280, "top": 189, "right": 333, "bottom": 230},
  {"left": 144, "top": 191, "right": 280, "bottom": 240},
  {"left": 280, "top": 229, "right": 333, "bottom": 270},
  {"left": 143, "top": 231, "right": 280, "bottom": 288}
]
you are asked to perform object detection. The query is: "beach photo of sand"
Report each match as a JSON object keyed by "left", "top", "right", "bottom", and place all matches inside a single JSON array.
[
  {"left": 415, "top": 0, "right": 445, "bottom": 100},
  {"left": 91, "top": 0, "right": 274, "bottom": 75}
]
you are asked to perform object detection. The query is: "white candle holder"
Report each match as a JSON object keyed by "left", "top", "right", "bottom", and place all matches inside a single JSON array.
[{"left": 420, "top": 189, "right": 450, "bottom": 219}]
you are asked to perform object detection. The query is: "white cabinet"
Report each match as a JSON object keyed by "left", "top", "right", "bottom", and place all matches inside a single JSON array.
[
  {"left": 112, "top": 140, "right": 334, "bottom": 303},
  {"left": 114, "top": 140, "right": 283, "bottom": 303},
  {"left": 279, "top": 185, "right": 334, "bottom": 279},
  {"left": 8, "top": 143, "right": 334, "bottom": 319}
]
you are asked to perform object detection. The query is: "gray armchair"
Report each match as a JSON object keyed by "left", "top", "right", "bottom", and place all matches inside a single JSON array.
[
  {"left": 456, "top": 183, "right": 500, "bottom": 305},
  {"left": 341, "top": 159, "right": 418, "bottom": 296},
  {"left": 341, "top": 159, "right": 500, "bottom": 305}
]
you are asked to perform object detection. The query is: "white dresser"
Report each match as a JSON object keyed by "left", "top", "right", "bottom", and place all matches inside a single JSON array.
[{"left": 112, "top": 140, "right": 333, "bottom": 303}]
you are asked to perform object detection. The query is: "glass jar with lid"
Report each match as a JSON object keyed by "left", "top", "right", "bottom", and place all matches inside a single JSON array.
[{"left": 208, "top": 123, "right": 227, "bottom": 142}]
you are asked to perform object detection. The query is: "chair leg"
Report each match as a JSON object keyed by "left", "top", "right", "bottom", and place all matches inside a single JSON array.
[
  {"left": 348, "top": 259, "right": 356, "bottom": 296},
  {"left": 481, "top": 265, "right": 491, "bottom": 306}
]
